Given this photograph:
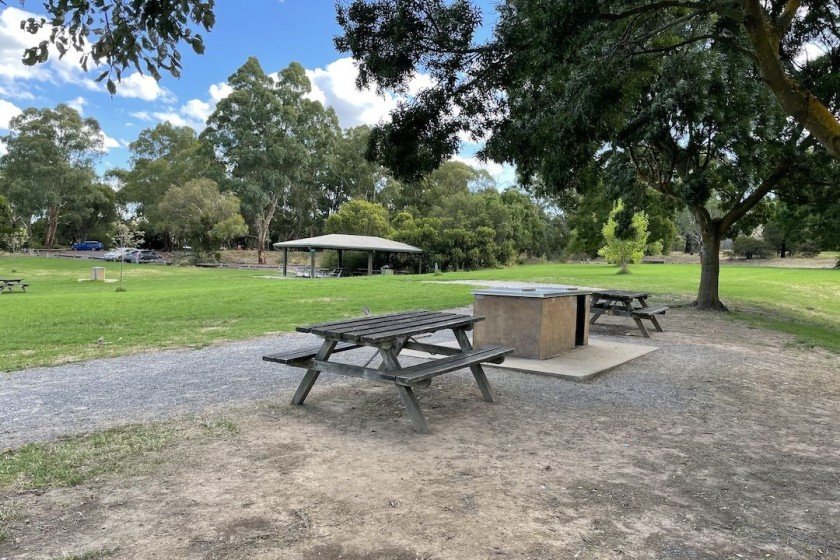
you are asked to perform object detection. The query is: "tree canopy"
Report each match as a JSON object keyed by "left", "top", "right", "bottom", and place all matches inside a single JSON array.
[
  {"left": 337, "top": 0, "right": 839, "bottom": 309},
  {"left": 13, "top": 0, "right": 215, "bottom": 93},
  {"left": 0, "top": 104, "right": 104, "bottom": 248}
]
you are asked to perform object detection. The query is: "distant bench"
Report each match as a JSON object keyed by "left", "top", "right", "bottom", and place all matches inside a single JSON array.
[
  {"left": 0, "top": 279, "right": 28, "bottom": 294},
  {"left": 590, "top": 290, "right": 667, "bottom": 338}
]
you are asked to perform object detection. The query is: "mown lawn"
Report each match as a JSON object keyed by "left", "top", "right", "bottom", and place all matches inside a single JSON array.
[
  {"left": 445, "top": 262, "right": 840, "bottom": 352},
  {"left": 0, "top": 257, "right": 475, "bottom": 371},
  {"left": 0, "top": 256, "right": 837, "bottom": 371}
]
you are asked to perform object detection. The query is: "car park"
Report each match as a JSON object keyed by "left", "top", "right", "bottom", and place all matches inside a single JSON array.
[
  {"left": 123, "top": 249, "right": 164, "bottom": 263},
  {"left": 71, "top": 240, "right": 104, "bottom": 251},
  {"left": 102, "top": 248, "right": 135, "bottom": 261}
]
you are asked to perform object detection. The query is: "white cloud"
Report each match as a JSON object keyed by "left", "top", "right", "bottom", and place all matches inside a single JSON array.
[
  {"left": 150, "top": 110, "right": 192, "bottom": 128},
  {"left": 0, "top": 6, "right": 98, "bottom": 91},
  {"left": 305, "top": 57, "right": 433, "bottom": 128},
  {"left": 67, "top": 95, "right": 87, "bottom": 113},
  {"left": 116, "top": 72, "right": 173, "bottom": 102},
  {"left": 130, "top": 81, "right": 231, "bottom": 130},
  {"left": 0, "top": 98, "right": 22, "bottom": 129},
  {"left": 99, "top": 131, "right": 122, "bottom": 151},
  {"left": 452, "top": 154, "right": 516, "bottom": 188}
]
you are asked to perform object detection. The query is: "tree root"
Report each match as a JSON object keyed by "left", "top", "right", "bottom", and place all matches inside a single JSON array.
[{"left": 691, "top": 299, "right": 729, "bottom": 312}]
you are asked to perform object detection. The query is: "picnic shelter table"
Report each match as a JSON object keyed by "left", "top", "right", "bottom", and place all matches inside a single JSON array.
[
  {"left": 264, "top": 311, "right": 513, "bottom": 433},
  {"left": 589, "top": 289, "right": 667, "bottom": 338},
  {"left": 0, "top": 278, "right": 28, "bottom": 293}
]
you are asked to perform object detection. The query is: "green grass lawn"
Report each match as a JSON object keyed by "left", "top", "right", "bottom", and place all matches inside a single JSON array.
[
  {"left": 445, "top": 262, "right": 840, "bottom": 352},
  {"left": 0, "top": 256, "right": 837, "bottom": 371}
]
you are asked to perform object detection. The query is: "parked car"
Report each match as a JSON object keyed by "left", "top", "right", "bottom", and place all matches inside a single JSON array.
[
  {"left": 71, "top": 240, "right": 104, "bottom": 251},
  {"left": 102, "top": 248, "right": 135, "bottom": 261},
  {"left": 124, "top": 249, "right": 163, "bottom": 263}
]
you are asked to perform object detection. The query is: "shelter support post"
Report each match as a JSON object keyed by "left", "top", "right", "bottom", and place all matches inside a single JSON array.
[
  {"left": 418, "top": 254, "right": 422, "bottom": 274},
  {"left": 283, "top": 248, "right": 288, "bottom": 276},
  {"left": 338, "top": 249, "right": 343, "bottom": 269},
  {"left": 310, "top": 249, "right": 316, "bottom": 279},
  {"left": 368, "top": 251, "right": 374, "bottom": 276}
]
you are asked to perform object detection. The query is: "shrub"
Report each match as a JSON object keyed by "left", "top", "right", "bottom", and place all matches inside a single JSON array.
[
  {"left": 792, "top": 242, "right": 820, "bottom": 258},
  {"left": 732, "top": 236, "right": 773, "bottom": 259},
  {"left": 598, "top": 200, "right": 649, "bottom": 274}
]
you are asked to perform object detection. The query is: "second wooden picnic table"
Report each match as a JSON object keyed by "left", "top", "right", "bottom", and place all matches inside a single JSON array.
[
  {"left": 0, "top": 278, "right": 28, "bottom": 293},
  {"left": 589, "top": 289, "right": 667, "bottom": 338},
  {"left": 264, "top": 311, "right": 513, "bottom": 433}
]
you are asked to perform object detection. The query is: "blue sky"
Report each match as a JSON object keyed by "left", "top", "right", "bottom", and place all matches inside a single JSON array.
[{"left": 0, "top": 0, "right": 514, "bottom": 186}]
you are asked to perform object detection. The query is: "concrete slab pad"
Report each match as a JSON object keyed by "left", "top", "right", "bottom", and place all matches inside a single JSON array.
[{"left": 401, "top": 338, "right": 658, "bottom": 382}]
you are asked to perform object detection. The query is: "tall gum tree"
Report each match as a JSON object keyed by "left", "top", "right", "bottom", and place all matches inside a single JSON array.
[
  {"left": 337, "top": 0, "right": 839, "bottom": 311},
  {"left": 202, "top": 58, "right": 338, "bottom": 263},
  {"left": 0, "top": 104, "right": 103, "bottom": 248}
]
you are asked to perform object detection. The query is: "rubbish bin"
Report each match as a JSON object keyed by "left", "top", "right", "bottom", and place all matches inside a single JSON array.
[{"left": 91, "top": 267, "right": 105, "bottom": 281}]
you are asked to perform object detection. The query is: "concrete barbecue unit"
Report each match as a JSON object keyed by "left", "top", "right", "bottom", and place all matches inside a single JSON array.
[{"left": 472, "top": 286, "right": 593, "bottom": 360}]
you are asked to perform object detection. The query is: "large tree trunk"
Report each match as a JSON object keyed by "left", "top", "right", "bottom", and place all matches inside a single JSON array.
[
  {"left": 696, "top": 226, "right": 728, "bottom": 311},
  {"left": 255, "top": 195, "right": 279, "bottom": 265},
  {"left": 45, "top": 207, "right": 59, "bottom": 249}
]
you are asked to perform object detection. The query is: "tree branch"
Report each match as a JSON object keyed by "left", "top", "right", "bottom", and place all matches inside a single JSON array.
[{"left": 719, "top": 159, "right": 793, "bottom": 232}]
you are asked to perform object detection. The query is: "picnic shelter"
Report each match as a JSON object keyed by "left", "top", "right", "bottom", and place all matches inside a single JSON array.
[{"left": 273, "top": 234, "right": 423, "bottom": 277}]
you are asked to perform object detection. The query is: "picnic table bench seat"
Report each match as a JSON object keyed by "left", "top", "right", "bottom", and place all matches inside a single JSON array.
[
  {"left": 631, "top": 306, "right": 667, "bottom": 318},
  {"left": 390, "top": 345, "right": 513, "bottom": 386},
  {"left": 263, "top": 341, "right": 361, "bottom": 365}
]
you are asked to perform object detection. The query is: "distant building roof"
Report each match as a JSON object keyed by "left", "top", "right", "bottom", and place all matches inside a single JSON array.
[{"left": 273, "top": 234, "right": 423, "bottom": 254}]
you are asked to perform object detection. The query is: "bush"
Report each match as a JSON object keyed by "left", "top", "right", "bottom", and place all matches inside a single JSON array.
[
  {"left": 598, "top": 200, "right": 649, "bottom": 274},
  {"left": 732, "top": 236, "right": 773, "bottom": 259},
  {"left": 792, "top": 242, "right": 820, "bottom": 258}
]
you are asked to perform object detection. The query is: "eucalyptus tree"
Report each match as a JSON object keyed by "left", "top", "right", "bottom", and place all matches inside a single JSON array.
[
  {"left": 203, "top": 59, "right": 344, "bottom": 262},
  {"left": 156, "top": 179, "right": 247, "bottom": 253},
  {"left": 112, "top": 123, "right": 215, "bottom": 215},
  {"left": 110, "top": 122, "right": 217, "bottom": 248},
  {"left": 0, "top": 104, "right": 103, "bottom": 248},
  {"left": 337, "top": 0, "right": 839, "bottom": 310}
]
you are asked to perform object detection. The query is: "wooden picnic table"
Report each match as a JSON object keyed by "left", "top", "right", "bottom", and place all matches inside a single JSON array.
[
  {"left": 0, "top": 278, "right": 28, "bottom": 293},
  {"left": 589, "top": 289, "right": 666, "bottom": 338},
  {"left": 264, "top": 310, "right": 513, "bottom": 433}
]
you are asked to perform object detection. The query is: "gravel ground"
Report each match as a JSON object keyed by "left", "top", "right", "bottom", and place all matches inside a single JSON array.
[
  {"left": 0, "top": 329, "right": 426, "bottom": 448},
  {"left": 2, "top": 306, "right": 524, "bottom": 448},
  {"left": 2, "top": 303, "right": 839, "bottom": 558}
]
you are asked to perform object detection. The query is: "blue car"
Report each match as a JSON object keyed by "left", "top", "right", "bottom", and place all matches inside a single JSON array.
[{"left": 71, "top": 240, "right": 104, "bottom": 251}]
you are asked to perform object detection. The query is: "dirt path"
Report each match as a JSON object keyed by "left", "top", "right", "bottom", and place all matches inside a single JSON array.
[{"left": 2, "top": 309, "right": 839, "bottom": 559}]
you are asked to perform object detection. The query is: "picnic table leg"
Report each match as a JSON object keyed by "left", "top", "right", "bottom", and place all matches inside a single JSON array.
[
  {"left": 380, "top": 346, "right": 430, "bottom": 434},
  {"left": 291, "top": 339, "right": 337, "bottom": 405},
  {"left": 637, "top": 297, "right": 649, "bottom": 309},
  {"left": 453, "top": 328, "right": 495, "bottom": 403},
  {"left": 623, "top": 301, "right": 651, "bottom": 338},
  {"left": 589, "top": 298, "right": 611, "bottom": 324},
  {"left": 395, "top": 385, "right": 430, "bottom": 434},
  {"left": 649, "top": 315, "right": 664, "bottom": 332}
]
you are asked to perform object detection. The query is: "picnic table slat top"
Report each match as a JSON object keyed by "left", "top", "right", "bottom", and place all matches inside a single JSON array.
[
  {"left": 329, "top": 312, "right": 464, "bottom": 338},
  {"left": 298, "top": 310, "right": 483, "bottom": 344},
  {"left": 309, "top": 311, "right": 451, "bottom": 336},
  {"left": 356, "top": 315, "right": 483, "bottom": 343},
  {"left": 591, "top": 289, "right": 649, "bottom": 299},
  {"left": 297, "top": 310, "right": 430, "bottom": 332}
]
